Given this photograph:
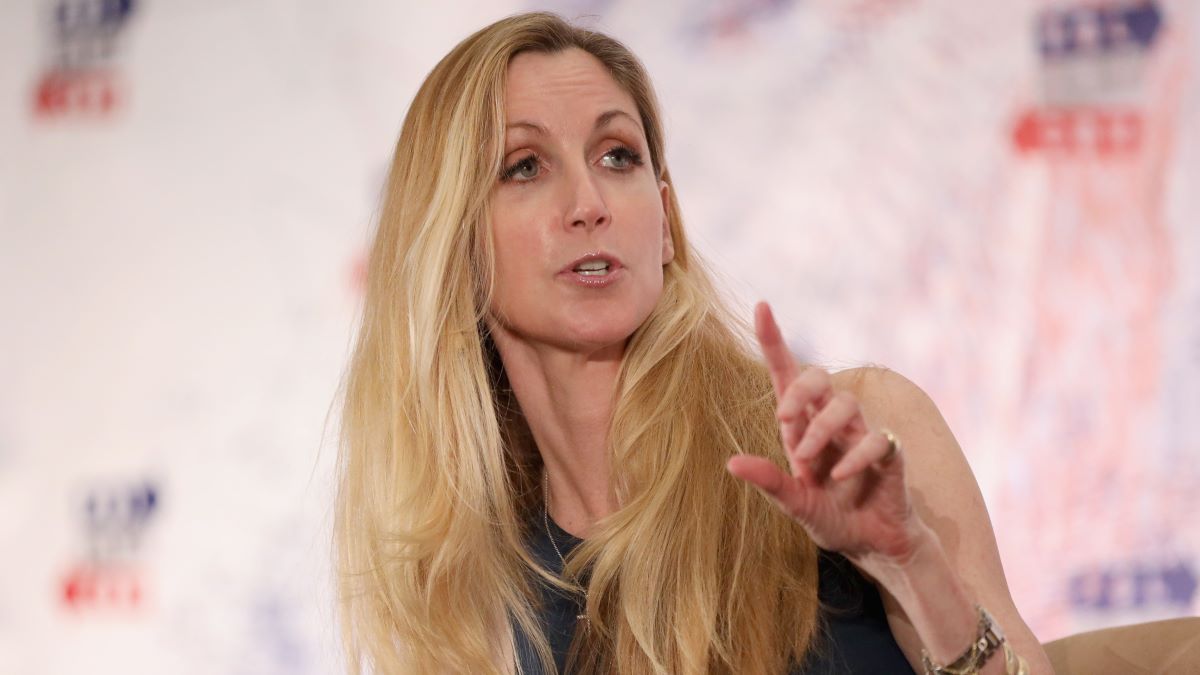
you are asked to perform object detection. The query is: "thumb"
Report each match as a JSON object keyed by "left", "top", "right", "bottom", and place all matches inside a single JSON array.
[{"left": 726, "top": 455, "right": 809, "bottom": 517}]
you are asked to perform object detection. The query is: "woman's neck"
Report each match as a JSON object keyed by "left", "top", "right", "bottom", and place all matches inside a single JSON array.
[{"left": 490, "top": 326, "right": 621, "bottom": 538}]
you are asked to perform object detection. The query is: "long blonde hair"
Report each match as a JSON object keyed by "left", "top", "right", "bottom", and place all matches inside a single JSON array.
[{"left": 334, "top": 12, "right": 820, "bottom": 674}]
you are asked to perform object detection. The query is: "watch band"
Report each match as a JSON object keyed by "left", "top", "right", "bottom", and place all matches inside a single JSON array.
[{"left": 921, "top": 605, "right": 1007, "bottom": 675}]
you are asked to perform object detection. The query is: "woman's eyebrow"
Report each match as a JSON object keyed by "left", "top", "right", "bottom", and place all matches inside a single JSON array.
[
  {"left": 504, "top": 109, "right": 641, "bottom": 135},
  {"left": 594, "top": 109, "right": 640, "bottom": 132},
  {"left": 506, "top": 120, "right": 547, "bottom": 134}
]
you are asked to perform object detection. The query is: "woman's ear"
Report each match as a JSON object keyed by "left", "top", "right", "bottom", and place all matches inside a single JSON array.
[{"left": 659, "top": 180, "right": 675, "bottom": 265}]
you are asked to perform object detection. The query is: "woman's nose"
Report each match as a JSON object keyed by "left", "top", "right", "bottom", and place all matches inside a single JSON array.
[{"left": 563, "top": 164, "right": 610, "bottom": 231}]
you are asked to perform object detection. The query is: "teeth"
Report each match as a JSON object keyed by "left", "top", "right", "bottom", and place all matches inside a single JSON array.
[{"left": 574, "top": 260, "right": 610, "bottom": 273}]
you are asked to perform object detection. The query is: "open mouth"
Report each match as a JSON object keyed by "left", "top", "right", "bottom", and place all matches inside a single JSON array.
[{"left": 572, "top": 260, "right": 611, "bottom": 276}]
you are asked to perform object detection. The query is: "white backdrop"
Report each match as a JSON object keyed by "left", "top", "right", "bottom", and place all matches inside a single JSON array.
[{"left": 1, "top": 0, "right": 1197, "bottom": 672}]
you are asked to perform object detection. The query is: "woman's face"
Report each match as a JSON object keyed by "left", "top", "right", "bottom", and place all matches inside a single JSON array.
[{"left": 487, "top": 48, "right": 673, "bottom": 356}]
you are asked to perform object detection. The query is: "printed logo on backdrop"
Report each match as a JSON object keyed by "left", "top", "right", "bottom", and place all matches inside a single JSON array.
[
  {"left": 32, "top": 0, "right": 139, "bottom": 119},
  {"left": 1069, "top": 559, "right": 1197, "bottom": 613},
  {"left": 59, "top": 479, "right": 159, "bottom": 611},
  {"left": 1013, "top": 1, "right": 1163, "bottom": 156}
]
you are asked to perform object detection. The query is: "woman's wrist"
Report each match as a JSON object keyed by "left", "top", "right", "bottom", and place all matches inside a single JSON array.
[{"left": 853, "top": 520, "right": 995, "bottom": 668}]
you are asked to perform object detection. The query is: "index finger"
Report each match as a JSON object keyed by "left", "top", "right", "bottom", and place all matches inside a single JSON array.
[{"left": 755, "top": 301, "right": 798, "bottom": 396}]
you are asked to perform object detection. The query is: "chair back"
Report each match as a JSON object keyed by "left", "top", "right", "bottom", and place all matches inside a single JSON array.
[{"left": 1042, "top": 617, "right": 1200, "bottom": 674}]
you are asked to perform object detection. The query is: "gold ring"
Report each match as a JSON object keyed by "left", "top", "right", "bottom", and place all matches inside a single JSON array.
[{"left": 880, "top": 429, "right": 900, "bottom": 462}]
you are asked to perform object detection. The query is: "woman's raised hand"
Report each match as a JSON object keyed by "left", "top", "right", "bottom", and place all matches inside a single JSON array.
[{"left": 726, "top": 302, "right": 926, "bottom": 568}]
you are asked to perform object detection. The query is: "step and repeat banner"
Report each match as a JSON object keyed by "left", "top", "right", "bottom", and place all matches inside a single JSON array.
[{"left": 1, "top": 0, "right": 1197, "bottom": 672}]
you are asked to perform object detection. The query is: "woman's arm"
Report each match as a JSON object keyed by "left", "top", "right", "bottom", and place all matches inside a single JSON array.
[
  {"left": 836, "top": 366, "right": 1054, "bottom": 674},
  {"left": 726, "top": 303, "right": 1053, "bottom": 674}
]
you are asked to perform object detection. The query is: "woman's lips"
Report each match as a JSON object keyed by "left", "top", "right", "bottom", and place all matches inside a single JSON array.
[
  {"left": 558, "top": 252, "right": 624, "bottom": 287},
  {"left": 558, "top": 265, "right": 626, "bottom": 287}
]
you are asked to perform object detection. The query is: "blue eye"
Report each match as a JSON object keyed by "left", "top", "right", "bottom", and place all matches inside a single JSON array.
[
  {"left": 500, "top": 154, "right": 541, "bottom": 182},
  {"left": 601, "top": 146, "right": 644, "bottom": 170}
]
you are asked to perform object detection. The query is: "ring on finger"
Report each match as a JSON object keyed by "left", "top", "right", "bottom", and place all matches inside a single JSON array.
[{"left": 880, "top": 429, "right": 901, "bottom": 462}]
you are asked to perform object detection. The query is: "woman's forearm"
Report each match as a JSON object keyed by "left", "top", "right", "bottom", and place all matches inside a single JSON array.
[{"left": 857, "top": 521, "right": 1007, "bottom": 675}]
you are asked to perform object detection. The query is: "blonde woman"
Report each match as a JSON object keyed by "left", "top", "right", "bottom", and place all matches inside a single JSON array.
[{"left": 335, "top": 12, "right": 1052, "bottom": 675}]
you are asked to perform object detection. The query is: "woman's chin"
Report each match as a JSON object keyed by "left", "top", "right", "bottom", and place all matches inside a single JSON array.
[
  {"left": 558, "top": 327, "right": 633, "bottom": 355},
  {"left": 556, "top": 312, "right": 643, "bottom": 354},
  {"left": 488, "top": 303, "right": 654, "bottom": 356}
]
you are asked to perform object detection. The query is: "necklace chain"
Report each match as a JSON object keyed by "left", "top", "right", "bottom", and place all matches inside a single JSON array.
[{"left": 541, "top": 470, "right": 589, "bottom": 624}]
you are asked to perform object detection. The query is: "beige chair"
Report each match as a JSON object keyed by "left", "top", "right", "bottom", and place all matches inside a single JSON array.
[{"left": 1042, "top": 617, "right": 1200, "bottom": 674}]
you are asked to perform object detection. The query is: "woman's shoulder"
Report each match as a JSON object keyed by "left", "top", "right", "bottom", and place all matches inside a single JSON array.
[
  {"left": 830, "top": 364, "right": 922, "bottom": 398},
  {"left": 828, "top": 365, "right": 938, "bottom": 429}
]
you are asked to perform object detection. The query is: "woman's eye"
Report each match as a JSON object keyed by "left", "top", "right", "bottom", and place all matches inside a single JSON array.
[
  {"left": 600, "top": 146, "right": 644, "bottom": 170},
  {"left": 500, "top": 154, "right": 541, "bottom": 182}
]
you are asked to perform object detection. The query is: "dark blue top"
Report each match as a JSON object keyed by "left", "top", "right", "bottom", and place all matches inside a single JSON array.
[{"left": 514, "top": 511, "right": 915, "bottom": 674}]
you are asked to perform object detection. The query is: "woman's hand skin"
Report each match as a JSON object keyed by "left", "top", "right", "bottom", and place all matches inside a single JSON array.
[
  {"left": 725, "top": 302, "right": 929, "bottom": 572},
  {"left": 725, "top": 302, "right": 1056, "bottom": 674}
]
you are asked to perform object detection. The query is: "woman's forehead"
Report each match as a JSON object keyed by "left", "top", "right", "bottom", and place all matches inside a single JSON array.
[{"left": 504, "top": 48, "right": 641, "bottom": 133}]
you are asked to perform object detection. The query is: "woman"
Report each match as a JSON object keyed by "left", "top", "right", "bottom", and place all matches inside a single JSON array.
[{"left": 335, "top": 11, "right": 1052, "bottom": 674}]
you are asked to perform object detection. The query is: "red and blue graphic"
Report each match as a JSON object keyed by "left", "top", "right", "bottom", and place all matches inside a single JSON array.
[
  {"left": 33, "top": 0, "right": 138, "bottom": 118},
  {"left": 59, "top": 480, "right": 159, "bottom": 611},
  {"left": 1014, "top": 1, "right": 1165, "bottom": 157}
]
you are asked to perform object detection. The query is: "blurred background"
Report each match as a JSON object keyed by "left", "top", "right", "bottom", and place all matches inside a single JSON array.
[{"left": 1, "top": 0, "right": 1197, "bottom": 672}]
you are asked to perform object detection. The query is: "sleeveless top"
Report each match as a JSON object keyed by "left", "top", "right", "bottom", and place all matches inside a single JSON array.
[{"left": 514, "top": 511, "right": 915, "bottom": 674}]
